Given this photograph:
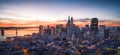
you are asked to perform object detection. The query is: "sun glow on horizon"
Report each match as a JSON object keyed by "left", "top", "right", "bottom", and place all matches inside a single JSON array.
[{"left": 0, "top": 0, "right": 120, "bottom": 27}]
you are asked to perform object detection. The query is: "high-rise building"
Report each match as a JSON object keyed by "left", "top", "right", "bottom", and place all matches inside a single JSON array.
[
  {"left": 99, "top": 25, "right": 105, "bottom": 38},
  {"left": 90, "top": 18, "right": 98, "bottom": 38},
  {"left": 85, "top": 24, "right": 89, "bottom": 31},
  {"left": 84, "top": 24, "right": 90, "bottom": 37},
  {"left": 71, "top": 17, "right": 73, "bottom": 24},
  {"left": 50, "top": 27, "right": 55, "bottom": 35},
  {"left": 47, "top": 25, "right": 50, "bottom": 29},
  {"left": 90, "top": 18, "right": 98, "bottom": 32},
  {"left": 66, "top": 16, "right": 75, "bottom": 36},
  {"left": 56, "top": 24, "right": 62, "bottom": 36},
  {"left": 66, "top": 16, "right": 71, "bottom": 27},
  {"left": 70, "top": 17, "right": 75, "bottom": 30},
  {"left": 66, "top": 16, "right": 71, "bottom": 36},
  {"left": 39, "top": 25, "right": 44, "bottom": 36},
  {"left": 104, "top": 29, "right": 109, "bottom": 38}
]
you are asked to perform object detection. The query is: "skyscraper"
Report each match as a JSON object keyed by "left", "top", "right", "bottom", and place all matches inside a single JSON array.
[
  {"left": 99, "top": 25, "right": 105, "bottom": 38},
  {"left": 66, "top": 16, "right": 75, "bottom": 36},
  {"left": 66, "top": 16, "right": 71, "bottom": 27},
  {"left": 66, "top": 16, "right": 71, "bottom": 36},
  {"left": 104, "top": 29, "right": 109, "bottom": 38},
  {"left": 50, "top": 27, "right": 55, "bottom": 35},
  {"left": 85, "top": 24, "right": 89, "bottom": 31},
  {"left": 56, "top": 24, "right": 62, "bottom": 36},
  {"left": 70, "top": 17, "right": 75, "bottom": 30},
  {"left": 90, "top": 18, "right": 98, "bottom": 37},
  {"left": 90, "top": 18, "right": 98, "bottom": 32},
  {"left": 71, "top": 17, "right": 73, "bottom": 24},
  {"left": 66, "top": 16, "right": 74, "bottom": 28},
  {"left": 39, "top": 25, "right": 44, "bottom": 36}
]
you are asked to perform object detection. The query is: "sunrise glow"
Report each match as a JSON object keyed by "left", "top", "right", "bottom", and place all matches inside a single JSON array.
[{"left": 0, "top": 0, "right": 120, "bottom": 27}]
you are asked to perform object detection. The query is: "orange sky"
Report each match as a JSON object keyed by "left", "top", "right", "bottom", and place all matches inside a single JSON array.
[
  {"left": 0, "top": 0, "right": 120, "bottom": 28},
  {"left": 0, "top": 19, "right": 120, "bottom": 27}
]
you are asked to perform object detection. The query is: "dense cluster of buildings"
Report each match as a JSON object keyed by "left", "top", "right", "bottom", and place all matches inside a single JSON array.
[
  {"left": 33, "top": 16, "right": 109, "bottom": 41},
  {"left": 0, "top": 16, "right": 120, "bottom": 55}
]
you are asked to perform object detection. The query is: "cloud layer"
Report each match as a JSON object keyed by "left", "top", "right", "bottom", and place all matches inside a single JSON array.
[{"left": 0, "top": 17, "right": 120, "bottom": 27}]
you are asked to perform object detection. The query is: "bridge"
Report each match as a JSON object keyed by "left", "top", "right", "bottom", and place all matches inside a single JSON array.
[{"left": 0, "top": 27, "right": 37, "bottom": 36}]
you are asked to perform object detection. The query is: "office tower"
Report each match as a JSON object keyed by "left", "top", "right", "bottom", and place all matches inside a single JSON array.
[
  {"left": 85, "top": 24, "right": 89, "bottom": 31},
  {"left": 104, "top": 29, "right": 109, "bottom": 38},
  {"left": 66, "top": 16, "right": 71, "bottom": 27},
  {"left": 90, "top": 18, "right": 98, "bottom": 32},
  {"left": 90, "top": 18, "right": 98, "bottom": 38},
  {"left": 32, "top": 33, "right": 37, "bottom": 38},
  {"left": 71, "top": 17, "right": 73, "bottom": 24},
  {"left": 47, "top": 25, "right": 50, "bottom": 29},
  {"left": 70, "top": 17, "right": 75, "bottom": 31},
  {"left": 66, "top": 16, "right": 71, "bottom": 36},
  {"left": 66, "top": 16, "right": 76, "bottom": 37},
  {"left": 99, "top": 25, "right": 105, "bottom": 38},
  {"left": 39, "top": 25, "right": 44, "bottom": 36},
  {"left": 84, "top": 24, "right": 90, "bottom": 37},
  {"left": 45, "top": 28, "right": 51, "bottom": 35},
  {"left": 1, "top": 29, "right": 4, "bottom": 36},
  {"left": 56, "top": 24, "right": 62, "bottom": 36},
  {"left": 51, "top": 27, "right": 55, "bottom": 35},
  {"left": 43, "top": 25, "right": 51, "bottom": 35},
  {"left": 99, "top": 25, "right": 105, "bottom": 30}
]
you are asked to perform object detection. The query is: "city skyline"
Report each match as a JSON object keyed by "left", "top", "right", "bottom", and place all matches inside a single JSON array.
[
  {"left": 0, "top": 0, "right": 120, "bottom": 27},
  {"left": 0, "top": 6, "right": 120, "bottom": 55}
]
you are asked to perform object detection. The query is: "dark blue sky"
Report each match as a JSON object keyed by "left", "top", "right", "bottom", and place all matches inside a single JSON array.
[{"left": 0, "top": 0, "right": 120, "bottom": 21}]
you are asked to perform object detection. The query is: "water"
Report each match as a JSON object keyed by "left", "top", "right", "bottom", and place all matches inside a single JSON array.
[{"left": 3, "top": 28, "right": 39, "bottom": 37}]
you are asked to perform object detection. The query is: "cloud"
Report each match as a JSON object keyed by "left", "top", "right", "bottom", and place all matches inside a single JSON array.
[
  {"left": 56, "top": 18, "right": 95, "bottom": 22},
  {"left": 56, "top": 18, "right": 116, "bottom": 23},
  {"left": 0, "top": 17, "right": 54, "bottom": 27},
  {"left": 79, "top": 18, "right": 112, "bottom": 22},
  {"left": 0, "top": 17, "right": 13, "bottom": 20},
  {"left": 116, "top": 15, "right": 120, "bottom": 19},
  {"left": 99, "top": 20, "right": 112, "bottom": 22},
  {"left": 111, "top": 21, "right": 120, "bottom": 24},
  {"left": 0, "top": 17, "right": 119, "bottom": 27},
  {"left": 56, "top": 18, "right": 91, "bottom": 22},
  {"left": 56, "top": 19, "right": 67, "bottom": 22},
  {"left": 78, "top": 18, "right": 91, "bottom": 22}
]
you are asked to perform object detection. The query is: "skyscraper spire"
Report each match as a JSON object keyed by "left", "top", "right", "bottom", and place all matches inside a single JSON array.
[
  {"left": 68, "top": 16, "right": 70, "bottom": 24},
  {"left": 71, "top": 17, "right": 73, "bottom": 24}
]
